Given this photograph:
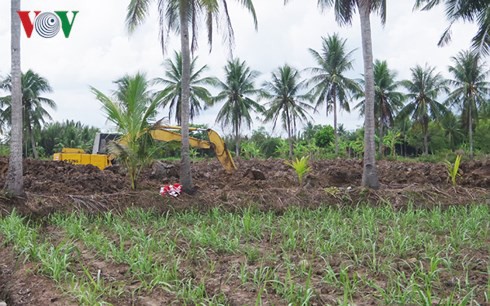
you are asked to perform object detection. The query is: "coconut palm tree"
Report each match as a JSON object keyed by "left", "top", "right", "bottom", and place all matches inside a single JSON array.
[
  {"left": 446, "top": 50, "right": 490, "bottom": 158},
  {"left": 440, "top": 112, "right": 464, "bottom": 151},
  {"left": 126, "top": 0, "right": 257, "bottom": 193},
  {"left": 399, "top": 64, "right": 449, "bottom": 155},
  {"left": 355, "top": 60, "right": 405, "bottom": 156},
  {"left": 4, "top": 0, "right": 23, "bottom": 195},
  {"left": 214, "top": 58, "right": 263, "bottom": 157},
  {"left": 154, "top": 51, "right": 215, "bottom": 125},
  {"left": 0, "top": 70, "right": 56, "bottom": 159},
  {"left": 307, "top": 34, "right": 359, "bottom": 156},
  {"left": 91, "top": 72, "right": 162, "bottom": 190},
  {"left": 414, "top": 0, "right": 490, "bottom": 55},
  {"left": 289, "top": 0, "right": 387, "bottom": 188},
  {"left": 261, "top": 65, "right": 313, "bottom": 158}
]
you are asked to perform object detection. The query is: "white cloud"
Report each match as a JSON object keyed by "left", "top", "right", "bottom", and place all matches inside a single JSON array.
[{"left": 0, "top": 0, "right": 482, "bottom": 137}]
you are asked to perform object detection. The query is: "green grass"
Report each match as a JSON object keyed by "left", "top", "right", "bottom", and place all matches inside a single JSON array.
[{"left": 1, "top": 204, "right": 489, "bottom": 305}]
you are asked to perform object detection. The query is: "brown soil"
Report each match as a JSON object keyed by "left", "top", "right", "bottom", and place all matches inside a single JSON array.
[
  {"left": 0, "top": 157, "right": 489, "bottom": 305},
  {"left": 0, "top": 157, "right": 488, "bottom": 218}
]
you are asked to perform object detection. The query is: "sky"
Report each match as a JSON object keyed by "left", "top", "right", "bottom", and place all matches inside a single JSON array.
[{"left": 0, "top": 0, "right": 478, "bottom": 137}]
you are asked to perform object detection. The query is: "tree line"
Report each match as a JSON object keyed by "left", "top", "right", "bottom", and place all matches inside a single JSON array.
[{"left": 1, "top": 41, "right": 489, "bottom": 160}]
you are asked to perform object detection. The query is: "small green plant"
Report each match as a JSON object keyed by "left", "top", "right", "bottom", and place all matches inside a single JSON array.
[
  {"left": 189, "top": 148, "right": 199, "bottom": 159},
  {"left": 284, "top": 156, "right": 311, "bottom": 186},
  {"left": 241, "top": 141, "right": 262, "bottom": 159},
  {"left": 445, "top": 154, "right": 462, "bottom": 186},
  {"left": 383, "top": 129, "right": 401, "bottom": 158}
]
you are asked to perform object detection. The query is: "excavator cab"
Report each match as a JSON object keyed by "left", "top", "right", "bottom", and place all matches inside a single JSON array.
[{"left": 92, "top": 133, "right": 121, "bottom": 154}]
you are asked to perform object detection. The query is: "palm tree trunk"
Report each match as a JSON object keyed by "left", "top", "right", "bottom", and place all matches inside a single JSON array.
[
  {"left": 4, "top": 0, "right": 24, "bottom": 196},
  {"left": 26, "top": 115, "right": 39, "bottom": 159},
  {"left": 288, "top": 129, "right": 294, "bottom": 159},
  {"left": 286, "top": 108, "right": 293, "bottom": 159},
  {"left": 378, "top": 122, "right": 383, "bottom": 157},
  {"left": 333, "top": 92, "right": 339, "bottom": 156},
  {"left": 468, "top": 98, "right": 474, "bottom": 159},
  {"left": 423, "top": 126, "right": 429, "bottom": 155},
  {"left": 179, "top": 2, "right": 193, "bottom": 193},
  {"left": 235, "top": 123, "right": 240, "bottom": 157},
  {"left": 359, "top": 2, "right": 379, "bottom": 189}
]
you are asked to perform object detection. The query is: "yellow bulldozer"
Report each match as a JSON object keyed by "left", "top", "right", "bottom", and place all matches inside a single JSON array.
[{"left": 53, "top": 125, "right": 237, "bottom": 173}]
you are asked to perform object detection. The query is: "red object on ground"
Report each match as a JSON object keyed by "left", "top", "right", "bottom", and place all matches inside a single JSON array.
[{"left": 160, "top": 183, "right": 182, "bottom": 197}]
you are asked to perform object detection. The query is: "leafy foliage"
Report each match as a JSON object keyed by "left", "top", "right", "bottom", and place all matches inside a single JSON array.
[
  {"left": 446, "top": 50, "right": 490, "bottom": 157},
  {"left": 414, "top": 0, "right": 490, "bottom": 55},
  {"left": 399, "top": 64, "right": 449, "bottom": 155},
  {"left": 39, "top": 120, "right": 99, "bottom": 156},
  {"left": 0, "top": 69, "right": 57, "bottom": 158},
  {"left": 284, "top": 156, "right": 311, "bottom": 186},
  {"left": 92, "top": 72, "right": 162, "bottom": 190},
  {"left": 214, "top": 58, "right": 263, "bottom": 156},
  {"left": 307, "top": 34, "right": 359, "bottom": 154},
  {"left": 262, "top": 65, "right": 313, "bottom": 158},
  {"left": 154, "top": 51, "right": 215, "bottom": 125},
  {"left": 313, "top": 125, "right": 335, "bottom": 148},
  {"left": 445, "top": 154, "right": 462, "bottom": 186}
]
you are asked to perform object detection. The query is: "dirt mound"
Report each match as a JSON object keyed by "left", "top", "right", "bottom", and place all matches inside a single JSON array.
[
  {"left": 0, "top": 158, "right": 127, "bottom": 195},
  {"left": 0, "top": 157, "right": 488, "bottom": 217}
]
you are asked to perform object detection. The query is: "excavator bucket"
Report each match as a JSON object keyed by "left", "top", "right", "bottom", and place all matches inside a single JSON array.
[{"left": 206, "top": 129, "right": 237, "bottom": 173}]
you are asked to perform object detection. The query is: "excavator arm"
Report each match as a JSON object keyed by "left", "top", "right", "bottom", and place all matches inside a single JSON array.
[{"left": 149, "top": 125, "right": 237, "bottom": 173}]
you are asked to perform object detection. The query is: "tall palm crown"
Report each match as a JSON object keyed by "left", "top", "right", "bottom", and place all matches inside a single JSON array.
[
  {"left": 126, "top": 0, "right": 257, "bottom": 53},
  {"left": 355, "top": 60, "right": 405, "bottom": 155},
  {"left": 262, "top": 65, "right": 313, "bottom": 158},
  {"left": 307, "top": 34, "right": 359, "bottom": 155},
  {"left": 0, "top": 70, "right": 57, "bottom": 159},
  {"left": 399, "top": 64, "right": 449, "bottom": 154},
  {"left": 154, "top": 51, "right": 215, "bottom": 125},
  {"left": 126, "top": 0, "right": 257, "bottom": 193},
  {"left": 214, "top": 58, "right": 263, "bottom": 157},
  {"left": 447, "top": 50, "right": 490, "bottom": 157},
  {"left": 414, "top": 0, "right": 490, "bottom": 55}
]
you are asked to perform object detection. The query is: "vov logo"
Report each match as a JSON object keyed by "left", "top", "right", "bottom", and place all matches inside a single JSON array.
[{"left": 18, "top": 11, "right": 79, "bottom": 38}]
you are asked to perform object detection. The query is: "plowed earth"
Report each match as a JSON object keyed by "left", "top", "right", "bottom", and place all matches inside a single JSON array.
[
  {"left": 0, "top": 157, "right": 489, "bottom": 305},
  {"left": 0, "top": 157, "right": 488, "bottom": 217}
]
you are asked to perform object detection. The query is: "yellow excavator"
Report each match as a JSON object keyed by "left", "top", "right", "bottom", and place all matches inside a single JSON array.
[{"left": 53, "top": 125, "right": 237, "bottom": 173}]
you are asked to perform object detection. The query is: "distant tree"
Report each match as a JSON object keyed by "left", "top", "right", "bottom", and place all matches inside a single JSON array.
[
  {"left": 307, "top": 34, "right": 359, "bottom": 155},
  {"left": 474, "top": 118, "right": 490, "bottom": 152},
  {"left": 39, "top": 120, "right": 99, "bottom": 156},
  {"left": 446, "top": 50, "right": 490, "bottom": 158},
  {"left": 154, "top": 51, "right": 215, "bottom": 125},
  {"left": 313, "top": 125, "right": 335, "bottom": 148},
  {"left": 356, "top": 60, "right": 405, "bottom": 156},
  {"left": 414, "top": 0, "right": 490, "bottom": 55},
  {"left": 439, "top": 112, "right": 464, "bottom": 151},
  {"left": 301, "top": 122, "right": 323, "bottom": 141},
  {"left": 262, "top": 65, "right": 313, "bottom": 158},
  {"left": 214, "top": 58, "right": 263, "bottom": 157},
  {"left": 399, "top": 64, "right": 449, "bottom": 155},
  {"left": 91, "top": 72, "right": 162, "bottom": 189},
  {"left": 0, "top": 70, "right": 56, "bottom": 159}
]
